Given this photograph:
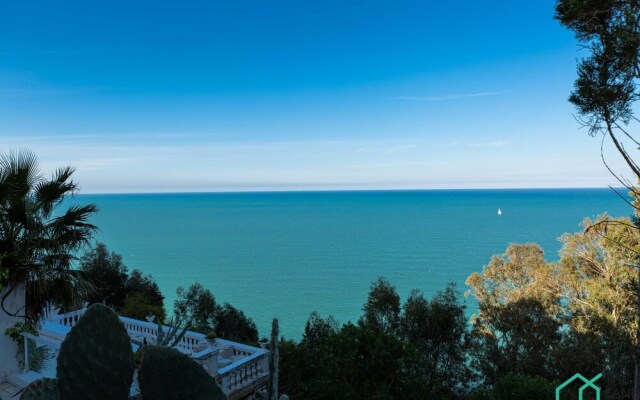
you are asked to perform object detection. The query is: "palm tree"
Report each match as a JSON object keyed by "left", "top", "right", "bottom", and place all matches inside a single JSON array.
[{"left": 0, "top": 149, "right": 98, "bottom": 321}]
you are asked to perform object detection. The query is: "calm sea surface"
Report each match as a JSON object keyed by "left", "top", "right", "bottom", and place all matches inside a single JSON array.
[{"left": 74, "top": 189, "right": 629, "bottom": 339}]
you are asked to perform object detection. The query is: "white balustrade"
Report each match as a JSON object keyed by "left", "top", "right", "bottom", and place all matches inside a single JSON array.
[
  {"left": 47, "top": 308, "right": 85, "bottom": 328},
  {"left": 218, "top": 351, "right": 269, "bottom": 394},
  {"left": 47, "top": 308, "right": 270, "bottom": 397},
  {"left": 119, "top": 316, "right": 205, "bottom": 354}
]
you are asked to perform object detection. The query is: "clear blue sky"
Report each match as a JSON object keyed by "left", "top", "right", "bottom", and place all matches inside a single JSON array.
[{"left": 0, "top": 1, "right": 628, "bottom": 193}]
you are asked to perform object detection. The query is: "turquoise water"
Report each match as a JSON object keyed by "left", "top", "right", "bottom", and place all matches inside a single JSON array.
[{"left": 74, "top": 189, "right": 629, "bottom": 339}]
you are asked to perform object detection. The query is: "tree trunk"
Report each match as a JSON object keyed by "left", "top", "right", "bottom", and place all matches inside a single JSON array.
[{"left": 636, "top": 263, "right": 640, "bottom": 400}]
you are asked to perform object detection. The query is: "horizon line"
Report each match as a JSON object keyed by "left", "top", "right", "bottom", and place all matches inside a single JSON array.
[{"left": 76, "top": 186, "right": 628, "bottom": 196}]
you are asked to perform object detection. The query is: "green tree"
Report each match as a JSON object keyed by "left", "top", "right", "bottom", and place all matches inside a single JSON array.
[
  {"left": 556, "top": 3, "right": 640, "bottom": 396},
  {"left": 0, "top": 150, "right": 97, "bottom": 320},
  {"left": 283, "top": 320, "right": 430, "bottom": 400},
  {"left": 173, "top": 283, "right": 259, "bottom": 344},
  {"left": 215, "top": 303, "right": 258, "bottom": 344},
  {"left": 557, "top": 216, "right": 638, "bottom": 399},
  {"left": 466, "top": 244, "right": 564, "bottom": 382},
  {"left": 359, "top": 277, "right": 401, "bottom": 334},
  {"left": 278, "top": 338, "right": 303, "bottom": 399},
  {"left": 80, "top": 243, "right": 165, "bottom": 321},
  {"left": 174, "top": 283, "right": 221, "bottom": 333},
  {"left": 491, "top": 373, "right": 559, "bottom": 400},
  {"left": 79, "top": 242, "right": 128, "bottom": 308},
  {"left": 466, "top": 243, "right": 560, "bottom": 317},
  {"left": 558, "top": 216, "right": 638, "bottom": 337},
  {"left": 467, "top": 229, "right": 637, "bottom": 399},
  {"left": 120, "top": 292, "right": 166, "bottom": 322},
  {"left": 125, "top": 269, "right": 165, "bottom": 313},
  {"left": 302, "top": 311, "right": 339, "bottom": 350},
  {"left": 468, "top": 297, "right": 562, "bottom": 383},
  {"left": 327, "top": 323, "right": 430, "bottom": 400},
  {"left": 400, "top": 283, "right": 471, "bottom": 393},
  {"left": 280, "top": 278, "right": 470, "bottom": 399}
]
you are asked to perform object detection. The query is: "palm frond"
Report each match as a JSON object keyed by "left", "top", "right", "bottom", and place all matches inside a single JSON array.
[
  {"left": 35, "top": 166, "right": 78, "bottom": 216},
  {"left": 0, "top": 149, "right": 42, "bottom": 197},
  {"left": 22, "top": 338, "right": 51, "bottom": 373},
  {"left": 26, "top": 267, "right": 92, "bottom": 320},
  {"left": 51, "top": 204, "right": 98, "bottom": 230},
  {"left": 48, "top": 205, "right": 99, "bottom": 248},
  {"left": 0, "top": 150, "right": 98, "bottom": 321}
]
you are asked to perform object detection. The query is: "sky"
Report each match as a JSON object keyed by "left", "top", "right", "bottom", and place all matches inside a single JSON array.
[{"left": 0, "top": 1, "right": 632, "bottom": 193}]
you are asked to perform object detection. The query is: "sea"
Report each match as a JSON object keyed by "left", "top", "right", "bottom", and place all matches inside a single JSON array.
[{"left": 73, "top": 189, "right": 630, "bottom": 339}]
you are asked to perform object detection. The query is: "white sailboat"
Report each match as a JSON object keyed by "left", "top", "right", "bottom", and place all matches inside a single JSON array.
[{"left": 497, "top": 208, "right": 502, "bottom": 216}]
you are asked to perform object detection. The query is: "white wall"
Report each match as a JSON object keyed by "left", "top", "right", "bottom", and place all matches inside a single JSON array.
[{"left": 0, "top": 285, "right": 25, "bottom": 380}]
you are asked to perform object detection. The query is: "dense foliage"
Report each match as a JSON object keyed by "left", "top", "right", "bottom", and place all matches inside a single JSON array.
[
  {"left": 276, "top": 215, "right": 639, "bottom": 399},
  {"left": 174, "top": 282, "right": 259, "bottom": 344},
  {"left": 280, "top": 279, "right": 470, "bottom": 399},
  {"left": 215, "top": 303, "right": 260, "bottom": 344},
  {"left": 556, "top": 2, "right": 640, "bottom": 396},
  {"left": 80, "top": 248, "right": 259, "bottom": 343},
  {"left": 80, "top": 242, "right": 166, "bottom": 321},
  {"left": 79, "top": 243, "right": 128, "bottom": 308},
  {"left": 121, "top": 270, "right": 166, "bottom": 321},
  {"left": 466, "top": 216, "right": 638, "bottom": 399}
]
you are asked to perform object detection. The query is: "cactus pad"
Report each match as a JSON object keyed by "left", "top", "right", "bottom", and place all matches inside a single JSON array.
[
  {"left": 20, "top": 378, "right": 59, "bottom": 400},
  {"left": 138, "top": 345, "right": 227, "bottom": 400},
  {"left": 56, "top": 304, "right": 134, "bottom": 400}
]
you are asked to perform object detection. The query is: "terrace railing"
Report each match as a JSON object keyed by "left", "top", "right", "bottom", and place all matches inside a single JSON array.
[
  {"left": 47, "top": 307, "right": 85, "bottom": 328},
  {"left": 44, "top": 308, "right": 269, "bottom": 398},
  {"left": 119, "top": 316, "right": 205, "bottom": 354},
  {"left": 215, "top": 339, "right": 269, "bottom": 396}
]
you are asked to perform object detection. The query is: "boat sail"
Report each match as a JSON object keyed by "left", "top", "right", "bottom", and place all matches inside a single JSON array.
[{"left": 497, "top": 208, "right": 502, "bottom": 216}]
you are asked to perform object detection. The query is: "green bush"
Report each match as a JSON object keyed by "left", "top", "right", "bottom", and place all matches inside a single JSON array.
[
  {"left": 80, "top": 244, "right": 165, "bottom": 319},
  {"left": 492, "top": 373, "right": 558, "bottom": 400},
  {"left": 467, "top": 386, "right": 493, "bottom": 400},
  {"left": 120, "top": 292, "right": 166, "bottom": 322}
]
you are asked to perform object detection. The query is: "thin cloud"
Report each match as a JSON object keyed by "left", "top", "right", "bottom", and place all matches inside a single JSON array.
[
  {"left": 467, "top": 140, "right": 512, "bottom": 148},
  {"left": 393, "top": 91, "right": 509, "bottom": 101},
  {"left": 357, "top": 144, "right": 416, "bottom": 154}
]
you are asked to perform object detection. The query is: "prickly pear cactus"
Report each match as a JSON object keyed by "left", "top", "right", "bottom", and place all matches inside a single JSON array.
[
  {"left": 56, "top": 304, "right": 134, "bottom": 400},
  {"left": 138, "top": 345, "right": 227, "bottom": 400},
  {"left": 20, "top": 377, "right": 59, "bottom": 400}
]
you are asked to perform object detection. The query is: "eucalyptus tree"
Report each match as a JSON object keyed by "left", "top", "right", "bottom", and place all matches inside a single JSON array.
[
  {"left": 556, "top": 2, "right": 640, "bottom": 397},
  {"left": 0, "top": 150, "right": 98, "bottom": 321},
  {"left": 556, "top": 1, "right": 640, "bottom": 185},
  {"left": 467, "top": 229, "right": 639, "bottom": 399}
]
